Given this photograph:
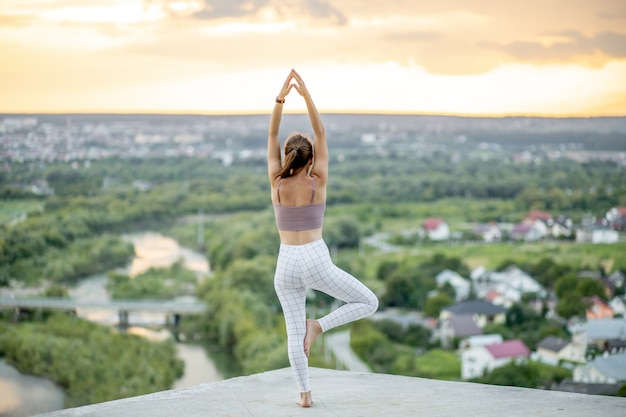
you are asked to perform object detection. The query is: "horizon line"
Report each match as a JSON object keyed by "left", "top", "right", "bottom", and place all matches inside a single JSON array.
[{"left": 1, "top": 110, "right": 626, "bottom": 119}]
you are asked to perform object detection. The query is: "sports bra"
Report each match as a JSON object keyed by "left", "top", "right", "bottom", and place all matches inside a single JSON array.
[{"left": 273, "top": 177, "right": 325, "bottom": 231}]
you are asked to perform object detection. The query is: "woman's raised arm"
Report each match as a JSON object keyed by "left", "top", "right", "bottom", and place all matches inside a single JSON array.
[
  {"left": 291, "top": 70, "right": 328, "bottom": 182},
  {"left": 267, "top": 72, "right": 294, "bottom": 181}
]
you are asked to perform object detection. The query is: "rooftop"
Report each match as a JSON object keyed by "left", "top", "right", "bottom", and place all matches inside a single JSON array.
[
  {"left": 590, "top": 352, "right": 626, "bottom": 381},
  {"left": 537, "top": 336, "right": 571, "bottom": 353},
  {"left": 443, "top": 299, "right": 506, "bottom": 316},
  {"left": 485, "top": 339, "right": 530, "bottom": 359},
  {"left": 35, "top": 367, "right": 626, "bottom": 417},
  {"left": 449, "top": 315, "right": 483, "bottom": 337}
]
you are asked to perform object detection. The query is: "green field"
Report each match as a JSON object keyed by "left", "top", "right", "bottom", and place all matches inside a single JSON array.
[
  {"left": 405, "top": 241, "right": 626, "bottom": 271},
  {"left": 413, "top": 349, "right": 461, "bottom": 381},
  {"left": 0, "top": 200, "right": 42, "bottom": 224}
]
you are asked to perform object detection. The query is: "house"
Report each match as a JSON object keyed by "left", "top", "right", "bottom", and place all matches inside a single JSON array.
[
  {"left": 460, "top": 334, "right": 503, "bottom": 350},
  {"left": 573, "top": 352, "right": 626, "bottom": 384},
  {"left": 576, "top": 224, "right": 619, "bottom": 244},
  {"left": 440, "top": 300, "right": 506, "bottom": 328},
  {"left": 550, "top": 215, "right": 574, "bottom": 238},
  {"left": 523, "top": 210, "right": 552, "bottom": 225},
  {"left": 439, "top": 315, "right": 483, "bottom": 348},
  {"left": 421, "top": 218, "right": 450, "bottom": 241},
  {"left": 584, "top": 318, "right": 626, "bottom": 350},
  {"left": 472, "top": 223, "right": 502, "bottom": 242},
  {"left": 461, "top": 339, "right": 530, "bottom": 380},
  {"left": 535, "top": 336, "right": 585, "bottom": 365},
  {"left": 518, "top": 210, "right": 553, "bottom": 240},
  {"left": 604, "top": 339, "right": 626, "bottom": 355},
  {"left": 609, "top": 295, "right": 626, "bottom": 316},
  {"left": 485, "top": 289, "right": 508, "bottom": 307},
  {"left": 435, "top": 270, "right": 470, "bottom": 301},
  {"left": 585, "top": 296, "right": 614, "bottom": 321},
  {"left": 469, "top": 265, "right": 545, "bottom": 307},
  {"left": 522, "top": 210, "right": 575, "bottom": 238},
  {"left": 510, "top": 223, "right": 546, "bottom": 241},
  {"left": 605, "top": 206, "right": 626, "bottom": 231}
]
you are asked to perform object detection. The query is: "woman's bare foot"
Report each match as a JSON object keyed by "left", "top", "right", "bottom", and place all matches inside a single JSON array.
[
  {"left": 297, "top": 391, "right": 313, "bottom": 407},
  {"left": 304, "top": 319, "right": 322, "bottom": 357}
]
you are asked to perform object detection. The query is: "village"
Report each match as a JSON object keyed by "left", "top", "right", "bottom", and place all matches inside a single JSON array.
[{"left": 378, "top": 209, "right": 626, "bottom": 395}]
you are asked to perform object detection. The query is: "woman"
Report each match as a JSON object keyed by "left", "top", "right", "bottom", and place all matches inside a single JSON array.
[{"left": 268, "top": 69, "right": 379, "bottom": 407}]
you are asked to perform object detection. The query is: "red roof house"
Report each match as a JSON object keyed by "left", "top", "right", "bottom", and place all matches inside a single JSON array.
[
  {"left": 585, "top": 296, "right": 614, "bottom": 321},
  {"left": 461, "top": 339, "right": 530, "bottom": 379},
  {"left": 421, "top": 218, "right": 450, "bottom": 241},
  {"left": 524, "top": 210, "right": 552, "bottom": 224},
  {"left": 485, "top": 339, "right": 531, "bottom": 359}
]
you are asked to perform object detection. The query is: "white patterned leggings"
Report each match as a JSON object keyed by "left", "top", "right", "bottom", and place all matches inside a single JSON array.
[{"left": 274, "top": 239, "right": 379, "bottom": 393}]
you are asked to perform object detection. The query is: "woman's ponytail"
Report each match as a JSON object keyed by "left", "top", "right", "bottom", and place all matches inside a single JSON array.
[{"left": 277, "top": 134, "right": 313, "bottom": 178}]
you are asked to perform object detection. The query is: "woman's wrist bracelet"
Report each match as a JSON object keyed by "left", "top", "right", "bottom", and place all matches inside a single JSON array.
[{"left": 275, "top": 97, "right": 285, "bottom": 104}]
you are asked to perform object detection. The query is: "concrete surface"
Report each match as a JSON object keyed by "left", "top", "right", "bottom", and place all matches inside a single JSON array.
[{"left": 35, "top": 367, "right": 626, "bottom": 417}]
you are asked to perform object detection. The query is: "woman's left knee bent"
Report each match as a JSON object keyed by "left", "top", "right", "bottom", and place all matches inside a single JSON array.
[{"left": 366, "top": 290, "right": 379, "bottom": 316}]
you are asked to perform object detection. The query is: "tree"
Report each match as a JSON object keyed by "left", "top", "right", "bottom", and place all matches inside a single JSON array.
[
  {"left": 382, "top": 273, "right": 417, "bottom": 307},
  {"left": 506, "top": 304, "right": 526, "bottom": 327},
  {"left": 554, "top": 274, "right": 579, "bottom": 299},
  {"left": 440, "top": 281, "right": 456, "bottom": 300},
  {"left": 528, "top": 257, "right": 572, "bottom": 289},
  {"left": 376, "top": 260, "right": 399, "bottom": 281},
  {"left": 577, "top": 278, "right": 608, "bottom": 300},
  {"left": 475, "top": 362, "right": 570, "bottom": 389},
  {"left": 556, "top": 293, "right": 587, "bottom": 319},
  {"left": 424, "top": 292, "right": 454, "bottom": 318},
  {"left": 475, "top": 362, "right": 538, "bottom": 388},
  {"left": 324, "top": 216, "right": 361, "bottom": 249}
]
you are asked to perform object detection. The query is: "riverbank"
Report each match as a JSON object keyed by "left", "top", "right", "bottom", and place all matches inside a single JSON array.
[
  {"left": 0, "top": 231, "right": 226, "bottom": 416},
  {"left": 0, "top": 359, "right": 64, "bottom": 417}
]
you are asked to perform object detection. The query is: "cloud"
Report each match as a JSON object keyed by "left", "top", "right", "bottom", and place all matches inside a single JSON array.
[
  {"left": 486, "top": 31, "right": 626, "bottom": 61},
  {"left": 0, "top": 14, "right": 35, "bottom": 27},
  {"left": 160, "top": 0, "right": 347, "bottom": 25},
  {"left": 191, "top": 0, "right": 270, "bottom": 19},
  {"left": 298, "top": 0, "right": 347, "bottom": 25}
]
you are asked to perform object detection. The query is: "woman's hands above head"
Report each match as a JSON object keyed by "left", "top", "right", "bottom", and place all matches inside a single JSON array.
[
  {"left": 277, "top": 69, "right": 311, "bottom": 102},
  {"left": 291, "top": 69, "right": 310, "bottom": 98},
  {"left": 277, "top": 71, "right": 295, "bottom": 102}
]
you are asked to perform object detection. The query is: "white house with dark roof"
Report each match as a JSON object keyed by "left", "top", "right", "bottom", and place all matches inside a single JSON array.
[
  {"left": 535, "top": 336, "right": 585, "bottom": 365},
  {"left": 435, "top": 269, "right": 470, "bottom": 301},
  {"left": 469, "top": 265, "right": 545, "bottom": 307},
  {"left": 609, "top": 295, "right": 626, "bottom": 316},
  {"left": 574, "top": 352, "right": 626, "bottom": 384},
  {"left": 461, "top": 339, "right": 530, "bottom": 380},
  {"left": 439, "top": 315, "right": 483, "bottom": 348},
  {"left": 440, "top": 299, "right": 506, "bottom": 328}
]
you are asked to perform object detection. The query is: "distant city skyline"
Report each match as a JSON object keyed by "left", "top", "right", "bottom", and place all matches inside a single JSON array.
[{"left": 1, "top": 1, "right": 625, "bottom": 116}]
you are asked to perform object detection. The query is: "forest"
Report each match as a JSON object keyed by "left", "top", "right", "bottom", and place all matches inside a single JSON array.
[{"left": 1, "top": 117, "right": 626, "bottom": 406}]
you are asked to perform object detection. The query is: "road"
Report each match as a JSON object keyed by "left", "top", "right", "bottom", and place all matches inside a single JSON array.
[{"left": 323, "top": 330, "right": 372, "bottom": 373}]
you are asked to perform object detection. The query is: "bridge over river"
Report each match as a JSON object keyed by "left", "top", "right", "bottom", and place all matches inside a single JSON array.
[{"left": 0, "top": 297, "right": 206, "bottom": 326}]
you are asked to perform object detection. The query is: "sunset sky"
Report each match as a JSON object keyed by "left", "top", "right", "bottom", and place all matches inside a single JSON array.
[{"left": 1, "top": 0, "right": 625, "bottom": 116}]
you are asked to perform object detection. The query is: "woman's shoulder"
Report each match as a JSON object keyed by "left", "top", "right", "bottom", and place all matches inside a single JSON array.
[{"left": 311, "top": 172, "right": 327, "bottom": 187}]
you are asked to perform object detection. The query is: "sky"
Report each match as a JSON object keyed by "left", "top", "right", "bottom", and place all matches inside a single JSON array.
[{"left": 1, "top": 0, "right": 626, "bottom": 116}]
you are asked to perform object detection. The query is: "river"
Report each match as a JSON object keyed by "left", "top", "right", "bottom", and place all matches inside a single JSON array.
[{"left": 0, "top": 232, "right": 227, "bottom": 417}]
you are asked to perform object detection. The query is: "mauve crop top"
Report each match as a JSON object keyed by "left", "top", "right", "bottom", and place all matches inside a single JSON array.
[{"left": 273, "top": 177, "right": 325, "bottom": 231}]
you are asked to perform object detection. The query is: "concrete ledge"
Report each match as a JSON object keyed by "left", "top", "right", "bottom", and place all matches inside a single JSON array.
[{"left": 35, "top": 367, "right": 626, "bottom": 417}]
